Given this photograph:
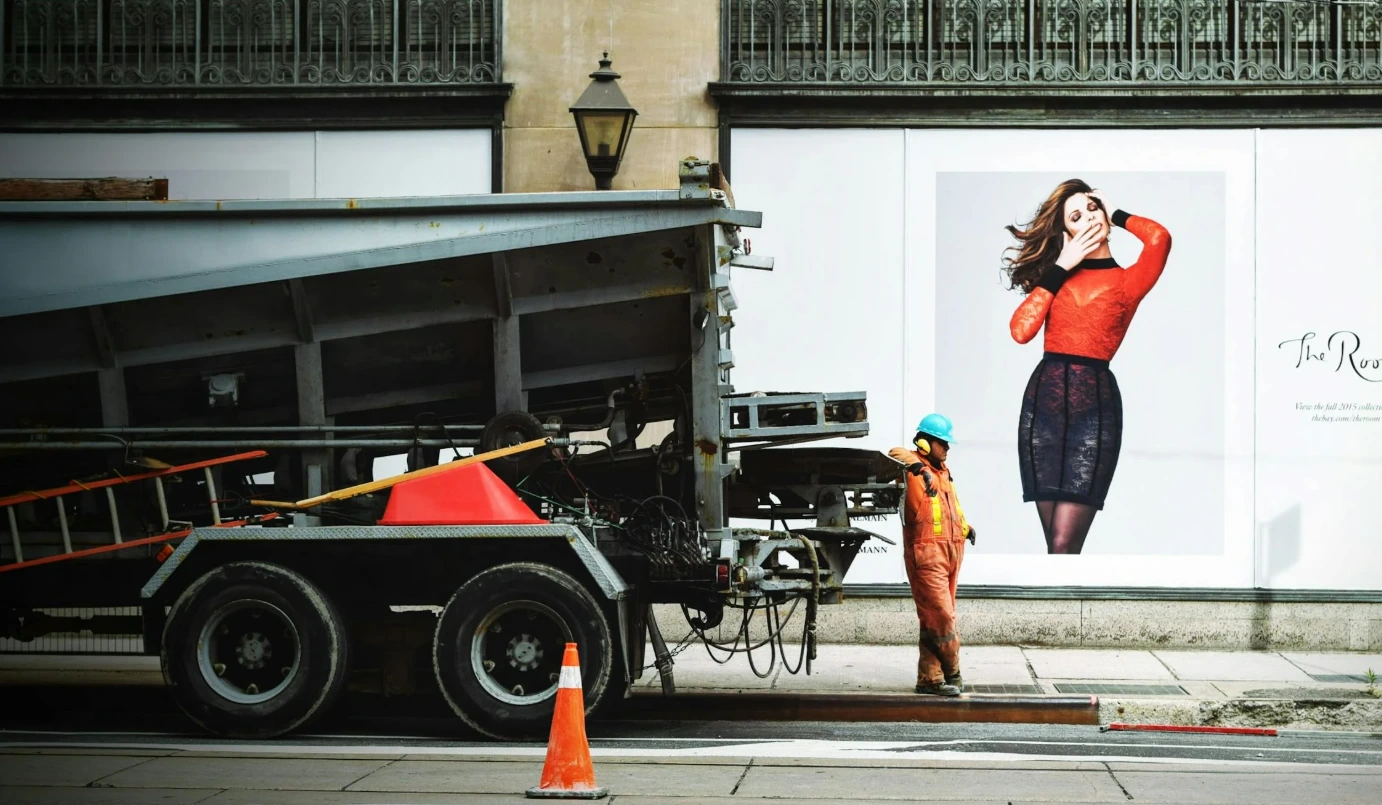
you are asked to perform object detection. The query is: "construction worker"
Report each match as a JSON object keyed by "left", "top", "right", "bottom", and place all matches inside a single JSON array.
[{"left": 889, "top": 413, "right": 976, "bottom": 697}]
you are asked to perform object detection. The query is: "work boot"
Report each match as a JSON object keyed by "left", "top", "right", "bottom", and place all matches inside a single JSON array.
[
  {"left": 914, "top": 681, "right": 962, "bottom": 696},
  {"left": 945, "top": 672, "right": 964, "bottom": 691}
]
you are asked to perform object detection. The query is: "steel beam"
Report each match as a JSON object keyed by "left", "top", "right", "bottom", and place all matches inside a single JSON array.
[
  {"left": 0, "top": 281, "right": 692, "bottom": 386},
  {"left": 96, "top": 369, "right": 129, "bottom": 430},
  {"left": 287, "top": 279, "right": 315, "bottom": 343},
  {"left": 87, "top": 306, "right": 118, "bottom": 370},
  {"left": 493, "top": 315, "right": 524, "bottom": 413},
  {"left": 491, "top": 252, "right": 524, "bottom": 413},
  {"left": 0, "top": 198, "right": 760, "bottom": 319},
  {"left": 521, "top": 354, "right": 682, "bottom": 391},
  {"left": 690, "top": 225, "right": 727, "bottom": 542},
  {"left": 294, "top": 342, "right": 330, "bottom": 515}
]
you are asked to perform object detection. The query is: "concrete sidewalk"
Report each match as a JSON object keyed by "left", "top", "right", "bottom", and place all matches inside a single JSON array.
[
  {"left": 3, "top": 646, "right": 1380, "bottom": 731},
  {"left": 635, "top": 644, "right": 1382, "bottom": 731}
]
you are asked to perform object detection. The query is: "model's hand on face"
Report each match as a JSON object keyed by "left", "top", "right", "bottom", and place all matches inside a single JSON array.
[{"left": 1055, "top": 226, "right": 1105, "bottom": 271}]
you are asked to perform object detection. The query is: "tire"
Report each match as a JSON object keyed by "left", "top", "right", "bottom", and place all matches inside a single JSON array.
[
  {"left": 480, "top": 411, "right": 549, "bottom": 481},
  {"left": 433, "top": 562, "right": 614, "bottom": 740},
  {"left": 161, "top": 561, "right": 350, "bottom": 739}
]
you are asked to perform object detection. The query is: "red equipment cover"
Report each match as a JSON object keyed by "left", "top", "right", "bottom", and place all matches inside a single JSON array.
[{"left": 378, "top": 461, "right": 546, "bottom": 526}]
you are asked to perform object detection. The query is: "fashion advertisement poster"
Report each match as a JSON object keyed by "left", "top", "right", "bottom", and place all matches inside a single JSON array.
[
  {"left": 933, "top": 171, "right": 1226, "bottom": 558},
  {"left": 729, "top": 127, "right": 1378, "bottom": 590}
]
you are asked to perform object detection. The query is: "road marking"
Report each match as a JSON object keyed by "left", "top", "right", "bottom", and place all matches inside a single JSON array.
[{"left": 0, "top": 735, "right": 1378, "bottom": 770}]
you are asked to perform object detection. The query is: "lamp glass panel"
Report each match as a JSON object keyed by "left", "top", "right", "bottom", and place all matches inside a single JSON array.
[{"left": 578, "top": 112, "right": 631, "bottom": 159}]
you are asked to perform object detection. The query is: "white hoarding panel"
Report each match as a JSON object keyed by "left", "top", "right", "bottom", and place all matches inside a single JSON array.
[
  {"left": 0, "top": 130, "right": 491, "bottom": 200},
  {"left": 314, "top": 130, "right": 492, "bottom": 197},
  {"left": 1254, "top": 129, "right": 1382, "bottom": 591},
  {"left": 0, "top": 132, "right": 315, "bottom": 199},
  {"left": 729, "top": 129, "right": 908, "bottom": 581}
]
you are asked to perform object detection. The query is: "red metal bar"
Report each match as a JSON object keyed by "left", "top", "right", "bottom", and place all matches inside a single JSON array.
[
  {"left": 0, "top": 451, "right": 269, "bottom": 508},
  {"left": 1103, "top": 723, "right": 1278, "bottom": 736},
  {"left": 0, "top": 513, "right": 278, "bottom": 574}
]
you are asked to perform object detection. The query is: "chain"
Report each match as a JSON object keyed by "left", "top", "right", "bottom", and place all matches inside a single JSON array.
[{"left": 637, "top": 632, "right": 699, "bottom": 673}]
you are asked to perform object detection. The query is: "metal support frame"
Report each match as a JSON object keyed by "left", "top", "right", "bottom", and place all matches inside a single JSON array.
[
  {"left": 7, "top": 507, "right": 22, "bottom": 563},
  {"left": 721, "top": 391, "right": 869, "bottom": 444},
  {"left": 287, "top": 279, "right": 315, "bottom": 344},
  {"left": 294, "top": 342, "right": 329, "bottom": 525},
  {"left": 492, "top": 252, "right": 524, "bottom": 413},
  {"left": 690, "top": 226, "right": 728, "bottom": 545},
  {"left": 96, "top": 369, "right": 130, "bottom": 430},
  {"left": 140, "top": 524, "right": 632, "bottom": 602}
]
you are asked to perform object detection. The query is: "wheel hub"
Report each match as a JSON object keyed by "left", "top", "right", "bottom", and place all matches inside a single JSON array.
[
  {"left": 471, "top": 600, "right": 570, "bottom": 707},
  {"left": 506, "top": 633, "right": 543, "bottom": 671},
  {"left": 197, "top": 600, "right": 301, "bottom": 706},
  {"left": 236, "top": 632, "right": 270, "bottom": 669}
]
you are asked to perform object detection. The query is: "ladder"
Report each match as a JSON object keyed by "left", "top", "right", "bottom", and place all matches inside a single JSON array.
[{"left": 0, "top": 450, "right": 269, "bottom": 573}]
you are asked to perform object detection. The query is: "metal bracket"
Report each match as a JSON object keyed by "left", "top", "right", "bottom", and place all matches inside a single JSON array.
[{"left": 721, "top": 391, "right": 870, "bottom": 445}]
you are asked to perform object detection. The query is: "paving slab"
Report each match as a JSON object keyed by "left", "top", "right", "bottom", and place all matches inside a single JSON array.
[
  {"left": 347, "top": 758, "right": 746, "bottom": 797},
  {"left": 1154, "top": 651, "right": 1315, "bottom": 682},
  {"left": 622, "top": 801, "right": 1134, "bottom": 805},
  {"left": 640, "top": 645, "right": 780, "bottom": 690},
  {"left": 202, "top": 792, "right": 529, "bottom": 804},
  {"left": 0, "top": 748, "right": 174, "bottom": 757},
  {"left": 0, "top": 753, "right": 156, "bottom": 787},
  {"left": 1281, "top": 652, "right": 1382, "bottom": 679},
  {"left": 771, "top": 645, "right": 915, "bottom": 691},
  {"left": 0, "top": 786, "right": 219, "bottom": 805},
  {"left": 958, "top": 645, "right": 1038, "bottom": 686},
  {"left": 735, "top": 764, "right": 1128, "bottom": 801},
  {"left": 99, "top": 756, "right": 394, "bottom": 791},
  {"left": 1115, "top": 770, "right": 1382, "bottom": 804},
  {"left": 1023, "top": 649, "right": 1173, "bottom": 680}
]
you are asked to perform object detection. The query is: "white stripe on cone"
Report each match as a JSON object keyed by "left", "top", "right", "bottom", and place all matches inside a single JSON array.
[{"left": 559, "top": 664, "right": 582, "bottom": 690}]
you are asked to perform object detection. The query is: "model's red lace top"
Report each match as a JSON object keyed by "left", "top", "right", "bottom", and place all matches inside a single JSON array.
[{"left": 1009, "top": 211, "right": 1172, "bottom": 362}]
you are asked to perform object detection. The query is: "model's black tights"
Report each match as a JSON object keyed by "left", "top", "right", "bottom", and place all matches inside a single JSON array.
[{"left": 1036, "top": 501, "right": 1098, "bottom": 554}]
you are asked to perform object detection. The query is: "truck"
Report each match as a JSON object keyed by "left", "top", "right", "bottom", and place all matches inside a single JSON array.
[{"left": 0, "top": 160, "right": 903, "bottom": 739}]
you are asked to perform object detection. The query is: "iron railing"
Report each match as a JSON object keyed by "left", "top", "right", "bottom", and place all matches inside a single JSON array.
[
  {"left": 0, "top": 0, "right": 501, "bottom": 86},
  {"left": 723, "top": 0, "right": 1382, "bottom": 84}
]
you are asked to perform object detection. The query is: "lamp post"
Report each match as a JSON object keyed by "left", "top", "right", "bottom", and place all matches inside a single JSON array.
[{"left": 569, "top": 53, "right": 638, "bottom": 191}]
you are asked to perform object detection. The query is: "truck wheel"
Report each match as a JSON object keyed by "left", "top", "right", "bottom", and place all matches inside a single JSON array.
[
  {"left": 480, "top": 411, "right": 548, "bottom": 481},
  {"left": 161, "top": 561, "right": 350, "bottom": 738},
  {"left": 433, "top": 562, "right": 613, "bottom": 739}
]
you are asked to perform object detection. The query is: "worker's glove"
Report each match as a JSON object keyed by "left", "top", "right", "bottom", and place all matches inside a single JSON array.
[
  {"left": 966, "top": 526, "right": 977, "bottom": 545},
  {"left": 907, "top": 463, "right": 925, "bottom": 477}
]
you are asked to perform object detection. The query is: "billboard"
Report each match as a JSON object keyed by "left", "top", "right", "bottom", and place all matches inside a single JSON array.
[{"left": 730, "top": 127, "right": 1381, "bottom": 591}]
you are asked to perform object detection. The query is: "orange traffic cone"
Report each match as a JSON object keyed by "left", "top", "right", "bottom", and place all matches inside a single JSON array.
[{"left": 525, "top": 643, "right": 608, "bottom": 800}]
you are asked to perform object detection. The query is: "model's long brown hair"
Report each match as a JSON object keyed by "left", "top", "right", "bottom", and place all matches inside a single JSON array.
[{"left": 1002, "top": 179, "right": 1103, "bottom": 293}]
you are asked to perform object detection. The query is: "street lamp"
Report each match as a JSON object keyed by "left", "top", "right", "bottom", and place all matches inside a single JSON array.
[{"left": 570, "top": 53, "right": 638, "bottom": 191}]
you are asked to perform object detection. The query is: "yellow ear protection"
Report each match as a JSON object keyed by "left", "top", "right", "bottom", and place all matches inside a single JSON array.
[{"left": 913, "top": 435, "right": 931, "bottom": 455}]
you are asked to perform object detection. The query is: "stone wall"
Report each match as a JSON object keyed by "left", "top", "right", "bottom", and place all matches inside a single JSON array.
[
  {"left": 503, "top": 0, "right": 719, "bottom": 193},
  {"left": 652, "top": 598, "right": 1382, "bottom": 652}
]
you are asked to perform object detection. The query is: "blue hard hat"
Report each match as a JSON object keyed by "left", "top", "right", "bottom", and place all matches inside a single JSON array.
[{"left": 914, "top": 413, "right": 955, "bottom": 444}]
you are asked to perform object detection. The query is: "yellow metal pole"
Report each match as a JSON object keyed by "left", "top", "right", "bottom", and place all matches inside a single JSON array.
[{"left": 252, "top": 437, "right": 550, "bottom": 511}]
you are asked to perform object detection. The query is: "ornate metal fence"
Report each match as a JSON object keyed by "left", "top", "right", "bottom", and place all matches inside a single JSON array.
[
  {"left": 0, "top": 0, "right": 500, "bottom": 86},
  {"left": 723, "top": 0, "right": 1382, "bottom": 83}
]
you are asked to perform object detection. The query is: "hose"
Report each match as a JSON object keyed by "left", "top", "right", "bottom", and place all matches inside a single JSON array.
[{"left": 795, "top": 534, "right": 820, "bottom": 673}]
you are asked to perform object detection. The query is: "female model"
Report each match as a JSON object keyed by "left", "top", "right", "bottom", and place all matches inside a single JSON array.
[{"left": 1005, "top": 180, "right": 1172, "bottom": 554}]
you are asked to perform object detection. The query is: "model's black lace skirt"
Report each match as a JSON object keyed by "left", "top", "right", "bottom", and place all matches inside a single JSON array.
[{"left": 1018, "top": 352, "right": 1123, "bottom": 510}]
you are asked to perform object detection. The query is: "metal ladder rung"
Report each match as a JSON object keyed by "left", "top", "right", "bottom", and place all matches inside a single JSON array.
[{"left": 6, "top": 507, "right": 21, "bottom": 564}]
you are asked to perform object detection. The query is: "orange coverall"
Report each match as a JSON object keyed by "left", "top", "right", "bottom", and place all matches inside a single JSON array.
[{"left": 888, "top": 447, "right": 969, "bottom": 687}]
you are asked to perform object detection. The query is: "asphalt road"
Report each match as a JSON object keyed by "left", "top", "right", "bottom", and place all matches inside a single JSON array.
[{"left": 2, "top": 685, "right": 1379, "bottom": 768}]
